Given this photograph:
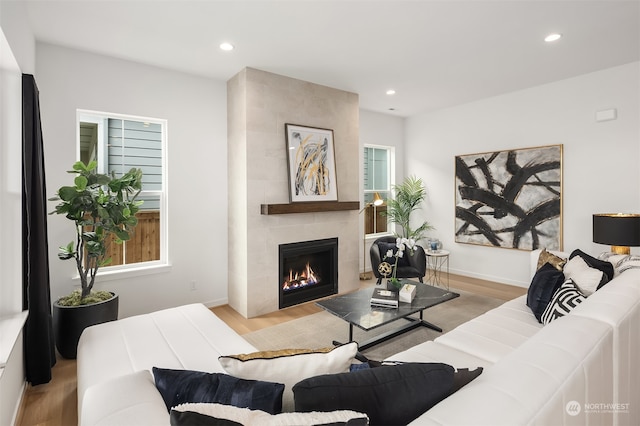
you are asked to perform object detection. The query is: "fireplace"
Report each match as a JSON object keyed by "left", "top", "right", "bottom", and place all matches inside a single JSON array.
[{"left": 279, "top": 237, "right": 338, "bottom": 309}]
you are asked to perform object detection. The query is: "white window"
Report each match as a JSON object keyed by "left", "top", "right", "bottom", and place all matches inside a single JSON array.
[
  {"left": 363, "top": 145, "right": 394, "bottom": 236},
  {"left": 77, "top": 110, "right": 167, "bottom": 272}
]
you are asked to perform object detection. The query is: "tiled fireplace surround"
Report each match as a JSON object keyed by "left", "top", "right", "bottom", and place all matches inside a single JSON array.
[{"left": 227, "top": 68, "right": 361, "bottom": 318}]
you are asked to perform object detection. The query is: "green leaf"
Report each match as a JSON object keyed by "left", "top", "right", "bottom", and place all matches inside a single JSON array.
[
  {"left": 82, "top": 231, "right": 98, "bottom": 242},
  {"left": 98, "top": 257, "right": 113, "bottom": 267},
  {"left": 114, "top": 228, "right": 130, "bottom": 241},
  {"left": 58, "top": 252, "right": 74, "bottom": 260},
  {"left": 57, "top": 242, "right": 76, "bottom": 260},
  {"left": 86, "top": 160, "right": 98, "bottom": 171},
  {"left": 72, "top": 161, "right": 87, "bottom": 172},
  {"left": 74, "top": 175, "right": 88, "bottom": 191},
  {"left": 58, "top": 186, "right": 77, "bottom": 201},
  {"left": 96, "top": 174, "right": 111, "bottom": 186},
  {"left": 97, "top": 206, "right": 109, "bottom": 220}
]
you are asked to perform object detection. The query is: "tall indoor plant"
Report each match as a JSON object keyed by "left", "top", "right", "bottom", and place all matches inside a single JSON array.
[
  {"left": 383, "top": 175, "right": 432, "bottom": 242},
  {"left": 49, "top": 160, "right": 143, "bottom": 358}
]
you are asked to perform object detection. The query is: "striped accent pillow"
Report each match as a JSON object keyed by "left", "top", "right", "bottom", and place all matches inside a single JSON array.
[
  {"left": 541, "top": 279, "right": 586, "bottom": 325},
  {"left": 615, "top": 255, "right": 640, "bottom": 274},
  {"left": 597, "top": 252, "right": 640, "bottom": 275}
]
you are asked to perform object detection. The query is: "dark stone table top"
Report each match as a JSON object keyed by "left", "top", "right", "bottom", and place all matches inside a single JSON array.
[{"left": 316, "top": 279, "right": 459, "bottom": 332}]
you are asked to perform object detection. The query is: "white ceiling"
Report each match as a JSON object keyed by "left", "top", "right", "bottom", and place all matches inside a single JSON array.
[{"left": 25, "top": 0, "right": 640, "bottom": 117}]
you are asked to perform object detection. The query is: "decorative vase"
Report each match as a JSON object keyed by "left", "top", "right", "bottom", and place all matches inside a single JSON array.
[
  {"left": 53, "top": 292, "right": 119, "bottom": 359},
  {"left": 386, "top": 279, "right": 402, "bottom": 292}
]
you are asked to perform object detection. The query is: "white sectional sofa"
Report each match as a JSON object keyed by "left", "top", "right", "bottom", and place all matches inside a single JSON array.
[
  {"left": 78, "top": 303, "right": 259, "bottom": 425},
  {"left": 388, "top": 249, "right": 640, "bottom": 425},
  {"left": 77, "top": 249, "right": 640, "bottom": 425}
]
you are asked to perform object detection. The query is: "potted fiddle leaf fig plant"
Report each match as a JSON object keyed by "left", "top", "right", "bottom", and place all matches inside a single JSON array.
[{"left": 50, "top": 160, "right": 143, "bottom": 358}]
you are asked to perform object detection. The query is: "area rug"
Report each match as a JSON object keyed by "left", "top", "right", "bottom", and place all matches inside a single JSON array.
[{"left": 242, "top": 288, "right": 505, "bottom": 361}]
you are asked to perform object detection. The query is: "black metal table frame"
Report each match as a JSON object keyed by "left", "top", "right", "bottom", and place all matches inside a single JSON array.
[
  {"left": 317, "top": 280, "right": 459, "bottom": 351},
  {"left": 342, "top": 308, "right": 443, "bottom": 351}
]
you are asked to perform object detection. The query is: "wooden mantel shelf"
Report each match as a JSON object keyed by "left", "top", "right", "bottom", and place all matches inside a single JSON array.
[{"left": 261, "top": 201, "right": 359, "bottom": 215}]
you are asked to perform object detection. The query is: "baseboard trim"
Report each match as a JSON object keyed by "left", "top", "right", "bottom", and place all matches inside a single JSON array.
[{"left": 449, "top": 267, "right": 528, "bottom": 288}]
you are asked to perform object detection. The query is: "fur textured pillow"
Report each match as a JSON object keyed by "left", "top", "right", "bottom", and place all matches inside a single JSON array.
[
  {"left": 563, "top": 255, "right": 605, "bottom": 296},
  {"left": 569, "top": 249, "right": 613, "bottom": 283},
  {"left": 170, "top": 403, "right": 369, "bottom": 426}
]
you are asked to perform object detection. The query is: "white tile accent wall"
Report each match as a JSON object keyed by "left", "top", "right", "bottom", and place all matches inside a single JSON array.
[{"left": 227, "top": 68, "right": 360, "bottom": 318}]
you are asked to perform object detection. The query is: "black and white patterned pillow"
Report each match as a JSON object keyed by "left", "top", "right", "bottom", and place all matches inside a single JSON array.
[
  {"left": 541, "top": 279, "right": 586, "bottom": 325},
  {"left": 597, "top": 252, "right": 640, "bottom": 275},
  {"left": 615, "top": 255, "right": 640, "bottom": 274}
]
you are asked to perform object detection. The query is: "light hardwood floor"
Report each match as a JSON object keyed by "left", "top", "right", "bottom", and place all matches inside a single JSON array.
[{"left": 15, "top": 273, "right": 525, "bottom": 426}]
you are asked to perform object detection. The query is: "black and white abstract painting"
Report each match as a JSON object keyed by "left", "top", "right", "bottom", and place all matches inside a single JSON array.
[{"left": 455, "top": 145, "right": 562, "bottom": 250}]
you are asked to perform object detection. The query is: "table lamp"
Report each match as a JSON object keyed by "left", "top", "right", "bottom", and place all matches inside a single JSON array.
[
  {"left": 592, "top": 213, "right": 640, "bottom": 255},
  {"left": 360, "top": 193, "right": 384, "bottom": 280}
]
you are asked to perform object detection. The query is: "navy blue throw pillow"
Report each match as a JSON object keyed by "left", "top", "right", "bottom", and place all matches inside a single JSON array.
[
  {"left": 293, "top": 363, "right": 457, "bottom": 426},
  {"left": 153, "top": 367, "right": 284, "bottom": 414},
  {"left": 527, "top": 262, "right": 565, "bottom": 323}
]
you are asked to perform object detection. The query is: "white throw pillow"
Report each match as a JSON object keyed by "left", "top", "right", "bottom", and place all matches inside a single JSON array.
[
  {"left": 171, "top": 403, "right": 369, "bottom": 425},
  {"left": 563, "top": 255, "right": 604, "bottom": 296},
  {"left": 218, "top": 342, "right": 358, "bottom": 412}
]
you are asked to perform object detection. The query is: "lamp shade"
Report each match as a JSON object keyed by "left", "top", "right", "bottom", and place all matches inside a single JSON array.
[{"left": 593, "top": 213, "right": 640, "bottom": 247}]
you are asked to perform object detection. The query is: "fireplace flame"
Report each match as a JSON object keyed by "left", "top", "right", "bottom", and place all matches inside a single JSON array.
[{"left": 283, "top": 262, "right": 320, "bottom": 291}]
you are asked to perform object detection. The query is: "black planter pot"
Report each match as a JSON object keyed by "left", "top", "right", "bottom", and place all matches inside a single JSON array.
[{"left": 53, "top": 292, "right": 119, "bottom": 359}]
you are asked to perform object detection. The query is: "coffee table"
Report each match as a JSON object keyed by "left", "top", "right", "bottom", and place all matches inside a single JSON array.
[{"left": 316, "top": 279, "right": 459, "bottom": 350}]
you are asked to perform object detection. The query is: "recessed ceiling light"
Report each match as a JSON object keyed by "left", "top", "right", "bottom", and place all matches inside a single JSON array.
[
  {"left": 386, "top": 89, "right": 396, "bottom": 95},
  {"left": 219, "top": 42, "right": 234, "bottom": 51},
  {"left": 544, "top": 33, "right": 562, "bottom": 42}
]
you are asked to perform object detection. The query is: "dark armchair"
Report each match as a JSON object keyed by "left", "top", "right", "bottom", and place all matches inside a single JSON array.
[{"left": 369, "top": 236, "right": 427, "bottom": 284}]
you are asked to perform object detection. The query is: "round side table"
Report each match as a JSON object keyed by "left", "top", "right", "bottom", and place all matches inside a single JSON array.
[{"left": 425, "top": 249, "right": 450, "bottom": 289}]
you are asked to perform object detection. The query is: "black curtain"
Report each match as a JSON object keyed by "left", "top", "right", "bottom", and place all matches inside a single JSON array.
[{"left": 22, "top": 74, "right": 56, "bottom": 385}]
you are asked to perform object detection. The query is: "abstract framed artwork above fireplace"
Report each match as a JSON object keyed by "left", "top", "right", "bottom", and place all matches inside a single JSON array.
[{"left": 279, "top": 237, "right": 338, "bottom": 309}]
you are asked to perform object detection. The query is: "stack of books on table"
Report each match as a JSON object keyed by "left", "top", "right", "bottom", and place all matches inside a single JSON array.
[{"left": 370, "top": 288, "right": 399, "bottom": 308}]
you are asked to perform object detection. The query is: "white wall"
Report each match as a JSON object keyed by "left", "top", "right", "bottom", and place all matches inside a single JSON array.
[
  {"left": 0, "top": 3, "right": 34, "bottom": 424},
  {"left": 405, "top": 62, "right": 640, "bottom": 287},
  {"left": 359, "top": 110, "right": 405, "bottom": 273},
  {"left": 0, "top": 0, "right": 35, "bottom": 75},
  {"left": 0, "top": 24, "right": 24, "bottom": 322},
  {"left": 0, "top": 27, "right": 25, "bottom": 426},
  {"left": 36, "top": 43, "right": 229, "bottom": 318}
]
